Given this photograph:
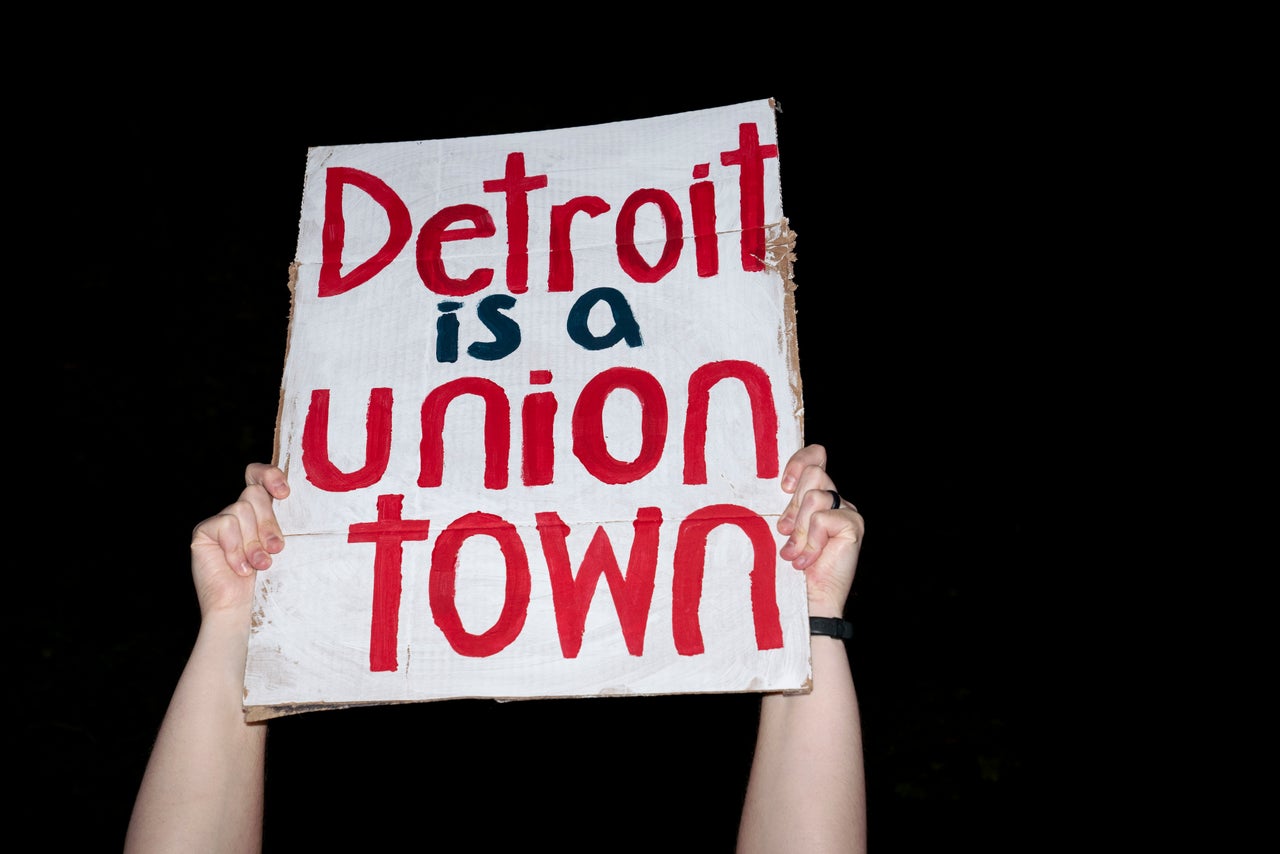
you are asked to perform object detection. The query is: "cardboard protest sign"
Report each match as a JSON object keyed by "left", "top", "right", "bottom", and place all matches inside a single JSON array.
[{"left": 243, "top": 99, "right": 809, "bottom": 720}]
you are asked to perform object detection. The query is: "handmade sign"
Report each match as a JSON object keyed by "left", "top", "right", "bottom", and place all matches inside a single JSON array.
[{"left": 243, "top": 99, "right": 808, "bottom": 719}]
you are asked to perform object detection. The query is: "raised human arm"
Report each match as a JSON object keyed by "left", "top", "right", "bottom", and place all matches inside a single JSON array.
[
  {"left": 124, "top": 464, "right": 290, "bottom": 854},
  {"left": 737, "top": 444, "right": 867, "bottom": 853}
]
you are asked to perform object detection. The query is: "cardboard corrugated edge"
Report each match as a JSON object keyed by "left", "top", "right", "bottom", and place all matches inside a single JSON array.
[
  {"left": 764, "top": 216, "right": 814, "bottom": 698},
  {"left": 244, "top": 259, "right": 300, "bottom": 722},
  {"left": 767, "top": 216, "right": 802, "bottom": 447},
  {"left": 271, "top": 260, "right": 299, "bottom": 471}
]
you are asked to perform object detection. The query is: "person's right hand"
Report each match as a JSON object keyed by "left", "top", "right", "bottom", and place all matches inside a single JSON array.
[
  {"left": 776, "top": 444, "right": 864, "bottom": 619},
  {"left": 189, "top": 463, "right": 290, "bottom": 619}
]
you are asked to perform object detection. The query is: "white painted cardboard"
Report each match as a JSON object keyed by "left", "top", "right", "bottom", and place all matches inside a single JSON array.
[{"left": 244, "top": 99, "right": 808, "bottom": 719}]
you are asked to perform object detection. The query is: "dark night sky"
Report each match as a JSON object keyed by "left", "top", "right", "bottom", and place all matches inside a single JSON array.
[{"left": 32, "top": 65, "right": 1066, "bottom": 851}]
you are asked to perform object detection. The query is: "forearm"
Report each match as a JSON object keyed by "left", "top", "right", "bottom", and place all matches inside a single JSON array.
[
  {"left": 737, "top": 635, "right": 866, "bottom": 854},
  {"left": 125, "top": 612, "right": 266, "bottom": 854}
]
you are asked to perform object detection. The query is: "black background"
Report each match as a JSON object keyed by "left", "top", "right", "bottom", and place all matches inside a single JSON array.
[{"left": 31, "top": 63, "right": 1065, "bottom": 851}]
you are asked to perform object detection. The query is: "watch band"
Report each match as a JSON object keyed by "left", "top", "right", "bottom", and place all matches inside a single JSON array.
[{"left": 809, "top": 616, "right": 854, "bottom": 639}]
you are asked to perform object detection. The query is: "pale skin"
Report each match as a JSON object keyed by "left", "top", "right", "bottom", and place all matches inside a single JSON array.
[
  {"left": 125, "top": 443, "right": 865, "bottom": 853},
  {"left": 737, "top": 443, "right": 868, "bottom": 853}
]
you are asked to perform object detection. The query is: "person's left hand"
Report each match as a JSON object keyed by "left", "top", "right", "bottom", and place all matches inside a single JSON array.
[{"left": 188, "top": 463, "right": 290, "bottom": 619}]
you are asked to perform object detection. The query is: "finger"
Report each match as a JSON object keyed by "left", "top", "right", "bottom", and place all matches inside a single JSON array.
[
  {"left": 193, "top": 484, "right": 281, "bottom": 576},
  {"left": 192, "top": 508, "right": 256, "bottom": 577},
  {"left": 778, "top": 457, "right": 834, "bottom": 536},
  {"left": 778, "top": 473, "right": 860, "bottom": 560},
  {"left": 781, "top": 498, "right": 865, "bottom": 608},
  {"left": 780, "top": 483, "right": 843, "bottom": 563},
  {"left": 794, "top": 506, "right": 865, "bottom": 616},
  {"left": 780, "top": 505, "right": 834, "bottom": 569},
  {"left": 243, "top": 464, "right": 289, "bottom": 555},
  {"left": 779, "top": 443, "right": 827, "bottom": 494},
  {"left": 245, "top": 462, "right": 290, "bottom": 499}
]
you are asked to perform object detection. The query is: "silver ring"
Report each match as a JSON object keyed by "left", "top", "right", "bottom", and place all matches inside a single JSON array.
[{"left": 827, "top": 489, "right": 841, "bottom": 510}]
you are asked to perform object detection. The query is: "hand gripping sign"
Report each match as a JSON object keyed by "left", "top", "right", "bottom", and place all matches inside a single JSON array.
[{"left": 243, "top": 99, "right": 809, "bottom": 719}]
